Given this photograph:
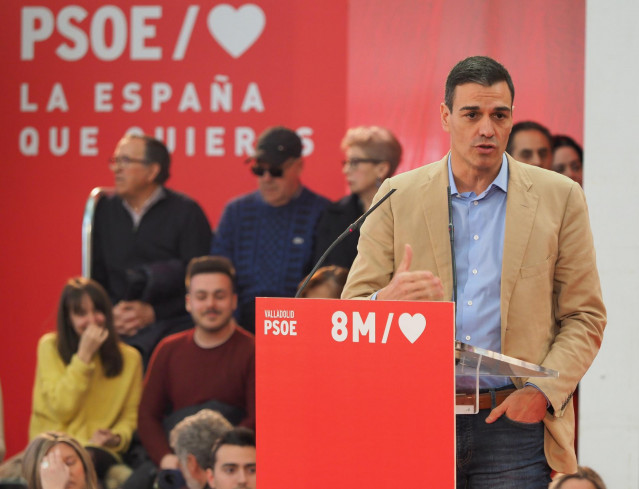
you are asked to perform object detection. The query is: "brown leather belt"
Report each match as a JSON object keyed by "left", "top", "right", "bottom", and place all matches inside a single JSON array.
[{"left": 456, "top": 388, "right": 516, "bottom": 410}]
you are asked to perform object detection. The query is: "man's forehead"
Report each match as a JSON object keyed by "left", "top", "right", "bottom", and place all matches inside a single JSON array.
[
  {"left": 116, "top": 137, "right": 144, "bottom": 154},
  {"left": 189, "top": 272, "right": 233, "bottom": 291},
  {"left": 512, "top": 130, "right": 552, "bottom": 149},
  {"left": 215, "top": 445, "right": 256, "bottom": 465},
  {"left": 451, "top": 81, "right": 513, "bottom": 109}
]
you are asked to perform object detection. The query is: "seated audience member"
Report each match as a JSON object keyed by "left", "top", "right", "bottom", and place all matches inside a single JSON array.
[
  {"left": 135, "top": 256, "right": 254, "bottom": 483},
  {"left": 211, "top": 126, "right": 329, "bottom": 333},
  {"left": 29, "top": 278, "right": 142, "bottom": 479},
  {"left": 92, "top": 133, "right": 212, "bottom": 366},
  {"left": 551, "top": 466, "right": 607, "bottom": 489},
  {"left": 313, "top": 126, "right": 402, "bottom": 269},
  {"left": 205, "top": 428, "right": 255, "bottom": 489},
  {"left": 299, "top": 266, "right": 349, "bottom": 299},
  {"left": 23, "top": 432, "right": 99, "bottom": 489},
  {"left": 167, "top": 410, "right": 232, "bottom": 489},
  {"left": 506, "top": 120, "right": 553, "bottom": 169},
  {"left": 552, "top": 134, "right": 583, "bottom": 186}
]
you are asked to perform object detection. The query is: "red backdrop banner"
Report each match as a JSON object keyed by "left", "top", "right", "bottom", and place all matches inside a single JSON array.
[{"left": 0, "top": 0, "right": 583, "bottom": 456}]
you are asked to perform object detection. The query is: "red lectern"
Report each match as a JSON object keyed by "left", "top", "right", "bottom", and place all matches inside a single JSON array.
[{"left": 256, "top": 298, "right": 456, "bottom": 487}]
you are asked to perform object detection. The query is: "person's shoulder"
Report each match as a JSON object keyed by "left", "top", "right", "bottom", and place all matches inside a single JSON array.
[
  {"left": 231, "top": 325, "right": 256, "bottom": 346},
  {"left": 223, "top": 190, "right": 262, "bottom": 210},
  {"left": 386, "top": 157, "right": 446, "bottom": 191},
  {"left": 38, "top": 332, "right": 57, "bottom": 349},
  {"left": 301, "top": 187, "right": 331, "bottom": 206},
  {"left": 155, "top": 328, "right": 194, "bottom": 353},
  {"left": 162, "top": 187, "right": 206, "bottom": 210},
  {"left": 508, "top": 157, "right": 578, "bottom": 193},
  {"left": 119, "top": 342, "right": 143, "bottom": 364},
  {"left": 331, "top": 194, "right": 360, "bottom": 211},
  {"left": 95, "top": 192, "right": 124, "bottom": 215}
]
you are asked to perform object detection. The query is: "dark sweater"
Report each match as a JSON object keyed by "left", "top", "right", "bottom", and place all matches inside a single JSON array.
[
  {"left": 313, "top": 194, "right": 364, "bottom": 269},
  {"left": 92, "top": 188, "right": 212, "bottom": 321}
]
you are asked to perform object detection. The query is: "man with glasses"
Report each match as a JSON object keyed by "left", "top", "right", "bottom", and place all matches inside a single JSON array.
[
  {"left": 92, "top": 133, "right": 211, "bottom": 366},
  {"left": 211, "top": 126, "right": 329, "bottom": 333}
]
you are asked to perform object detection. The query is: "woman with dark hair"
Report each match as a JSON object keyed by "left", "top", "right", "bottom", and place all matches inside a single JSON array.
[
  {"left": 552, "top": 134, "right": 583, "bottom": 187},
  {"left": 29, "top": 277, "right": 142, "bottom": 477},
  {"left": 23, "top": 431, "right": 99, "bottom": 489}
]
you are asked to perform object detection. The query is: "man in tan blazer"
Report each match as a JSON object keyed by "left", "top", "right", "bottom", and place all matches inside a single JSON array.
[{"left": 342, "top": 56, "right": 605, "bottom": 486}]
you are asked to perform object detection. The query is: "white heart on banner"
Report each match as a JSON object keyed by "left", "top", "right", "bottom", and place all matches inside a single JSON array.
[
  {"left": 207, "top": 4, "right": 266, "bottom": 58},
  {"left": 398, "top": 313, "right": 426, "bottom": 344}
]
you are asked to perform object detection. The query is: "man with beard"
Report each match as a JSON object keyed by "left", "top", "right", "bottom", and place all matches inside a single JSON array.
[{"left": 137, "top": 256, "right": 255, "bottom": 476}]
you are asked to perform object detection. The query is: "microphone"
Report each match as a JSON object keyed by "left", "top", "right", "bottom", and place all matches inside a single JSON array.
[
  {"left": 447, "top": 185, "right": 458, "bottom": 341},
  {"left": 295, "top": 188, "right": 396, "bottom": 298}
]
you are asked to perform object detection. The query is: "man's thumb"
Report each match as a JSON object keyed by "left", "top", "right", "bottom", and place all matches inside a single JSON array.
[{"left": 397, "top": 244, "right": 413, "bottom": 273}]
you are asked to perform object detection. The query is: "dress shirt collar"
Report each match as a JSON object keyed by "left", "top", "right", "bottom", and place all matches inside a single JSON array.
[{"left": 447, "top": 153, "right": 509, "bottom": 197}]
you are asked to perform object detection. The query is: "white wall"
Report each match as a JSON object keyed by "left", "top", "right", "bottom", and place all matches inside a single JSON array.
[{"left": 581, "top": 0, "right": 639, "bottom": 486}]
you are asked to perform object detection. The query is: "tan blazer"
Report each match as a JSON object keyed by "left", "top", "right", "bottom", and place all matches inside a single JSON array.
[{"left": 342, "top": 154, "right": 606, "bottom": 474}]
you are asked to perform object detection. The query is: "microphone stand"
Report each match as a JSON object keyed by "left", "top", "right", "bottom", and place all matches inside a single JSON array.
[{"left": 295, "top": 188, "right": 396, "bottom": 298}]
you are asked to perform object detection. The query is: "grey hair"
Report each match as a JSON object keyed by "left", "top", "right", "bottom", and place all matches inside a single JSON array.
[{"left": 169, "top": 409, "right": 233, "bottom": 469}]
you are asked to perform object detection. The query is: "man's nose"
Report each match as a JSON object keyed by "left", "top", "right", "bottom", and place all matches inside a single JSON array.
[{"left": 478, "top": 116, "right": 495, "bottom": 137}]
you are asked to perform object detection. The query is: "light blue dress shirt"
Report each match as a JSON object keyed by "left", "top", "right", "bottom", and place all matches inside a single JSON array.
[{"left": 448, "top": 154, "right": 511, "bottom": 389}]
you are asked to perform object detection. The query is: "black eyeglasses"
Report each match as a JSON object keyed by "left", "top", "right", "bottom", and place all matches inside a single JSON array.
[
  {"left": 108, "top": 156, "right": 149, "bottom": 166},
  {"left": 342, "top": 158, "right": 384, "bottom": 169}
]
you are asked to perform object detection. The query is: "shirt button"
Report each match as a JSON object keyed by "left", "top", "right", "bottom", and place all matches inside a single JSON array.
[
  {"left": 465, "top": 335, "right": 471, "bottom": 341},
  {"left": 473, "top": 201, "right": 478, "bottom": 206},
  {"left": 472, "top": 269, "right": 478, "bottom": 275},
  {"left": 467, "top": 300, "right": 473, "bottom": 306},
  {"left": 473, "top": 235, "right": 479, "bottom": 240}
]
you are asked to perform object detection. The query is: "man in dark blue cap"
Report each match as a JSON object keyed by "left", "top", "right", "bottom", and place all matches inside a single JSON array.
[{"left": 211, "top": 126, "right": 329, "bottom": 333}]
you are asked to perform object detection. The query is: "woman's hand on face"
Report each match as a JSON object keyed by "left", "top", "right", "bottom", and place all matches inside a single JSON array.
[
  {"left": 77, "top": 322, "right": 109, "bottom": 364},
  {"left": 40, "top": 446, "right": 70, "bottom": 489}
]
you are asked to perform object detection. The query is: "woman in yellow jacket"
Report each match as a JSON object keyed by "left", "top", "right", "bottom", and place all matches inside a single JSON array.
[{"left": 29, "top": 277, "right": 142, "bottom": 478}]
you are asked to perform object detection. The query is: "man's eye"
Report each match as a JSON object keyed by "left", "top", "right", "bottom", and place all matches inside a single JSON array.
[{"left": 466, "top": 112, "right": 477, "bottom": 119}]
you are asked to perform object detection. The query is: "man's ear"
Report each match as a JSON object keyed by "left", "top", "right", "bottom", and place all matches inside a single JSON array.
[
  {"left": 206, "top": 467, "right": 216, "bottom": 488},
  {"left": 185, "top": 453, "right": 201, "bottom": 478},
  {"left": 146, "top": 162, "right": 161, "bottom": 183},
  {"left": 440, "top": 102, "right": 451, "bottom": 133}
]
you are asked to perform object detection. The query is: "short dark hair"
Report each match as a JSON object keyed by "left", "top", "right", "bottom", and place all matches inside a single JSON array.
[
  {"left": 552, "top": 134, "right": 583, "bottom": 162},
  {"left": 209, "top": 427, "right": 255, "bottom": 469},
  {"left": 445, "top": 56, "right": 514, "bottom": 111},
  {"left": 186, "top": 256, "right": 236, "bottom": 291},
  {"left": 506, "top": 121, "right": 553, "bottom": 154},
  {"left": 124, "top": 134, "right": 171, "bottom": 184},
  {"left": 57, "top": 277, "right": 123, "bottom": 377}
]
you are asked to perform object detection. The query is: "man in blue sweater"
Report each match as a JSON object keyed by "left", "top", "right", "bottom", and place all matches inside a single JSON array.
[{"left": 211, "top": 126, "right": 329, "bottom": 333}]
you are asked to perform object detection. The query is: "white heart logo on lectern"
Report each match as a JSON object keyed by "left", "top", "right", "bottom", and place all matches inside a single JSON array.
[
  {"left": 207, "top": 4, "right": 266, "bottom": 58},
  {"left": 398, "top": 313, "right": 426, "bottom": 344}
]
